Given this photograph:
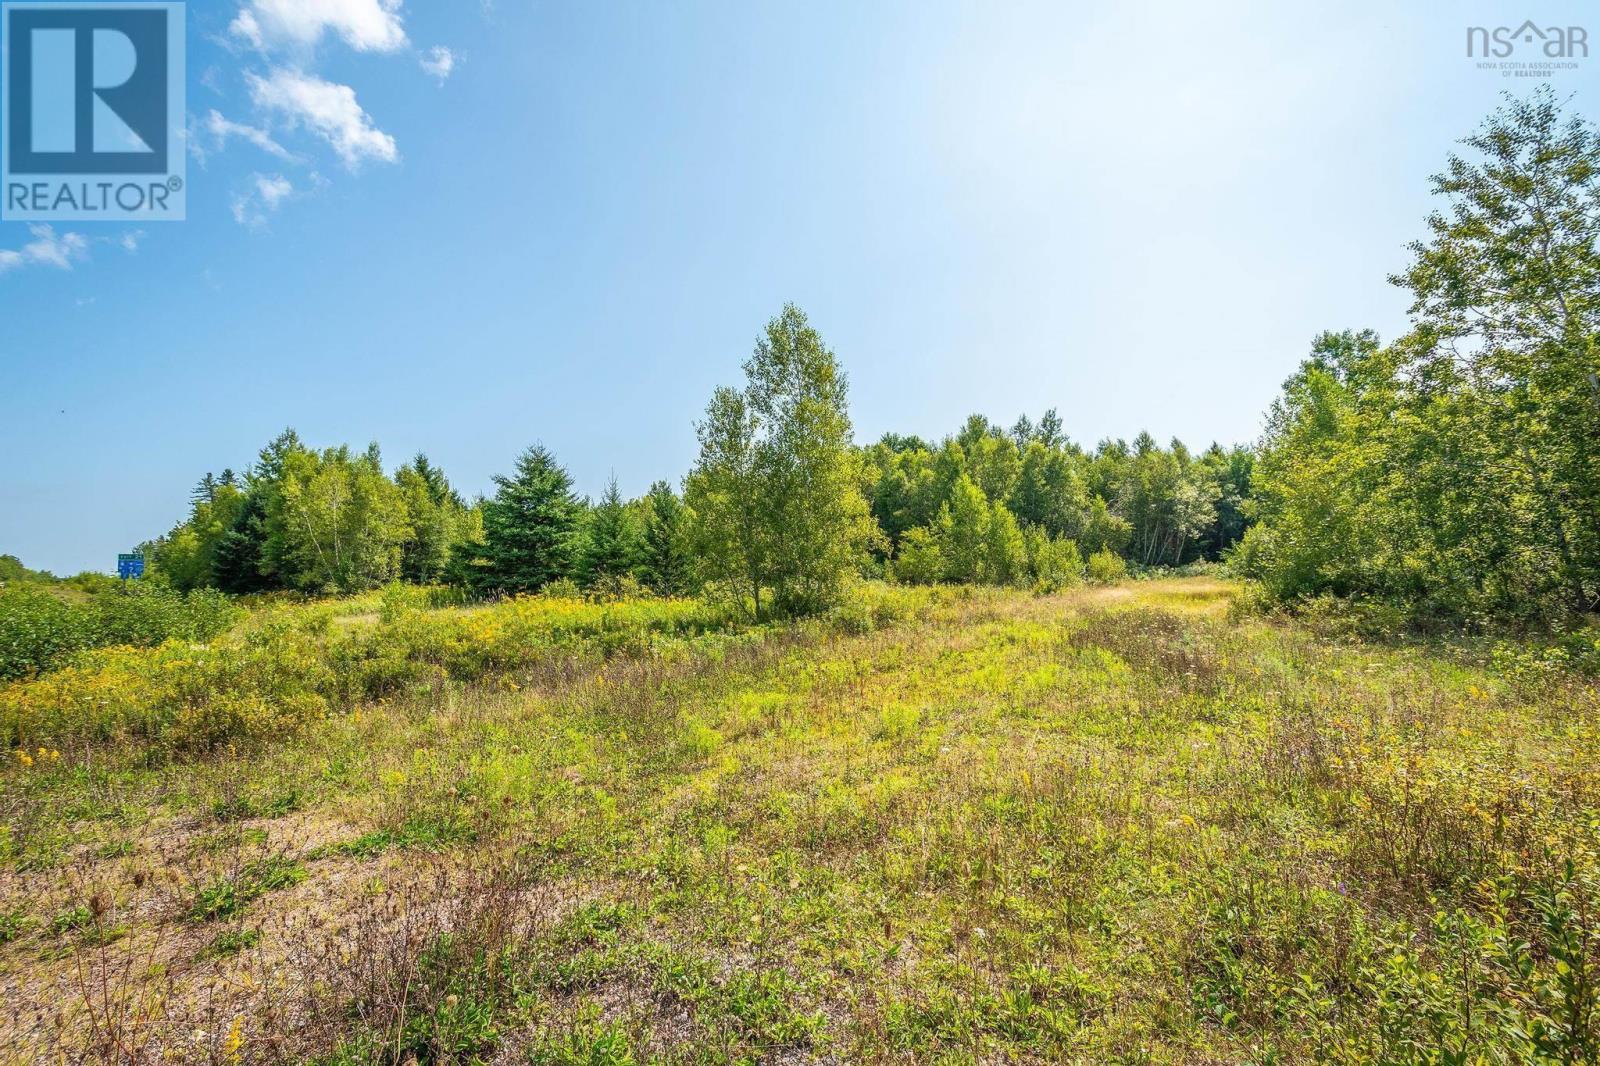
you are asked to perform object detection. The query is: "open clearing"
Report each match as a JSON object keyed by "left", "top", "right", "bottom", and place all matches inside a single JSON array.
[{"left": 1, "top": 577, "right": 1596, "bottom": 1063}]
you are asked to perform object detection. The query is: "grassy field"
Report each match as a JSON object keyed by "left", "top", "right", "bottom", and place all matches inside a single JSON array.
[{"left": 0, "top": 577, "right": 1596, "bottom": 1063}]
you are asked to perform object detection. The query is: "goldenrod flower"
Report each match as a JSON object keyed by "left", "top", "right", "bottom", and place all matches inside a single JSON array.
[{"left": 223, "top": 1017, "right": 244, "bottom": 1064}]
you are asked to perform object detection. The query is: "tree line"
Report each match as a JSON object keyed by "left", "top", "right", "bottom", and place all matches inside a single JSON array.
[
  {"left": 142, "top": 304, "right": 1249, "bottom": 616},
  {"left": 139, "top": 89, "right": 1599, "bottom": 627},
  {"left": 1239, "top": 88, "right": 1600, "bottom": 624}
]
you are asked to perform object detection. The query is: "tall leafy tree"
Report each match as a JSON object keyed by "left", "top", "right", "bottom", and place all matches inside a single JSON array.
[
  {"left": 396, "top": 453, "right": 470, "bottom": 584},
  {"left": 936, "top": 474, "right": 990, "bottom": 583},
  {"left": 1393, "top": 86, "right": 1600, "bottom": 611},
  {"left": 985, "top": 500, "right": 1027, "bottom": 586},
  {"left": 686, "top": 304, "right": 880, "bottom": 618},
  {"left": 892, "top": 526, "right": 944, "bottom": 585},
  {"left": 264, "top": 444, "right": 411, "bottom": 592},
  {"left": 1246, "top": 91, "right": 1600, "bottom": 620}
]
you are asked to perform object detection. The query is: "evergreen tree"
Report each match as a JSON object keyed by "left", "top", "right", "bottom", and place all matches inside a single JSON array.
[
  {"left": 639, "top": 480, "right": 693, "bottom": 595},
  {"left": 211, "top": 492, "right": 270, "bottom": 594},
  {"left": 478, "top": 445, "right": 582, "bottom": 594},
  {"left": 580, "top": 476, "right": 642, "bottom": 591}
]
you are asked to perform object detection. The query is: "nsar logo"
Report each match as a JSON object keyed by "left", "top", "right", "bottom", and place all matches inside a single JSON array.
[
  {"left": 1467, "top": 20, "right": 1588, "bottom": 59},
  {"left": 2, "top": 2, "right": 185, "bottom": 221}
]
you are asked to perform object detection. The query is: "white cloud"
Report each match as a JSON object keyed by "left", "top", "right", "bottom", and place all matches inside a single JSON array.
[
  {"left": 195, "top": 109, "right": 296, "bottom": 163},
  {"left": 119, "top": 231, "right": 144, "bottom": 253},
  {"left": 247, "top": 68, "right": 397, "bottom": 169},
  {"left": 419, "top": 45, "right": 456, "bottom": 84},
  {"left": 230, "top": 0, "right": 406, "bottom": 53},
  {"left": 257, "top": 174, "right": 293, "bottom": 209},
  {"left": 0, "top": 225, "right": 89, "bottom": 275},
  {"left": 232, "top": 173, "right": 295, "bottom": 227}
]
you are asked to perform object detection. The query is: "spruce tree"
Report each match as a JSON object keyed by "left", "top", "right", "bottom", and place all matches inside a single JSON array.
[
  {"left": 580, "top": 476, "right": 641, "bottom": 591},
  {"left": 639, "top": 480, "right": 692, "bottom": 595},
  {"left": 479, "top": 445, "right": 581, "bottom": 593},
  {"left": 211, "top": 492, "right": 270, "bottom": 593}
]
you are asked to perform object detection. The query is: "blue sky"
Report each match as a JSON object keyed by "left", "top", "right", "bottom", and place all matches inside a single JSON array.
[{"left": 1, "top": 0, "right": 1596, "bottom": 575}]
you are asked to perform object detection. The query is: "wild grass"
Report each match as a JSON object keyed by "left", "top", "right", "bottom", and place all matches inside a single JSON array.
[{"left": 0, "top": 577, "right": 1595, "bottom": 1062}]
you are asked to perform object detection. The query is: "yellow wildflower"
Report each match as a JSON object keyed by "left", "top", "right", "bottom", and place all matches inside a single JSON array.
[{"left": 223, "top": 1017, "right": 244, "bottom": 1064}]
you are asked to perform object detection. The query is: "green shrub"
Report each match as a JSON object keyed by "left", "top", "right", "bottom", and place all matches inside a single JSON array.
[
  {"left": 1025, "top": 530, "right": 1084, "bottom": 592},
  {"left": 0, "top": 583, "right": 240, "bottom": 681},
  {"left": 0, "top": 592, "right": 738, "bottom": 760},
  {"left": 892, "top": 528, "right": 944, "bottom": 585},
  {"left": 191, "top": 856, "right": 307, "bottom": 921},
  {"left": 1085, "top": 549, "right": 1127, "bottom": 584}
]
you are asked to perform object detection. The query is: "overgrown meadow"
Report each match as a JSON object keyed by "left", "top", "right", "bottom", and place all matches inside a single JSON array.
[{"left": 0, "top": 576, "right": 1596, "bottom": 1063}]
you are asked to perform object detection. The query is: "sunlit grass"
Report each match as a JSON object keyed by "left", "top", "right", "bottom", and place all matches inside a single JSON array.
[{"left": 0, "top": 577, "right": 1596, "bottom": 1062}]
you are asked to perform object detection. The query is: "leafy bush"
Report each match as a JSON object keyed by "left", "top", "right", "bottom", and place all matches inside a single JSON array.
[
  {"left": 1085, "top": 548, "right": 1127, "bottom": 584},
  {"left": 891, "top": 528, "right": 944, "bottom": 586},
  {"left": 1024, "top": 530, "right": 1084, "bottom": 593},
  {"left": 0, "top": 583, "right": 240, "bottom": 681},
  {"left": 0, "top": 592, "right": 741, "bottom": 759}
]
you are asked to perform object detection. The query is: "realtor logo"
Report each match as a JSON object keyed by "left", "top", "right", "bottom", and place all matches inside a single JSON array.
[{"left": 2, "top": 2, "right": 184, "bottom": 221}]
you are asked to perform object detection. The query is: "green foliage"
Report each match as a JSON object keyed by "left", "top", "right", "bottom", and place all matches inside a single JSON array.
[
  {"left": 637, "top": 480, "right": 693, "bottom": 596},
  {"left": 143, "top": 434, "right": 485, "bottom": 599},
  {"left": 1085, "top": 547, "right": 1127, "bottom": 584},
  {"left": 151, "top": 474, "right": 248, "bottom": 591},
  {"left": 334, "top": 815, "right": 476, "bottom": 857},
  {"left": 891, "top": 526, "right": 944, "bottom": 585},
  {"left": 0, "top": 590, "right": 743, "bottom": 760},
  {"left": 190, "top": 855, "right": 307, "bottom": 921},
  {"left": 266, "top": 442, "right": 412, "bottom": 593},
  {"left": 473, "top": 445, "right": 583, "bottom": 595},
  {"left": 985, "top": 500, "right": 1027, "bottom": 587},
  {"left": 0, "top": 555, "right": 54, "bottom": 584},
  {"left": 396, "top": 453, "right": 476, "bottom": 584},
  {"left": 861, "top": 407, "right": 1240, "bottom": 589},
  {"left": 1246, "top": 89, "right": 1600, "bottom": 623},
  {"left": 0, "top": 908, "right": 30, "bottom": 943},
  {"left": 1023, "top": 527, "right": 1084, "bottom": 592},
  {"left": 686, "top": 304, "right": 881, "bottom": 618},
  {"left": 0, "top": 582, "right": 239, "bottom": 681},
  {"left": 579, "top": 476, "right": 643, "bottom": 593},
  {"left": 210, "top": 490, "right": 271, "bottom": 594},
  {"left": 203, "top": 927, "right": 261, "bottom": 958},
  {"left": 936, "top": 474, "right": 990, "bottom": 583}
]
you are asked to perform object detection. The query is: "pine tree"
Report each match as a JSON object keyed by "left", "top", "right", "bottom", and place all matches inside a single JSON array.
[
  {"left": 580, "top": 476, "right": 641, "bottom": 592},
  {"left": 211, "top": 492, "right": 270, "bottom": 593},
  {"left": 478, "top": 445, "right": 582, "bottom": 593},
  {"left": 639, "top": 480, "right": 692, "bottom": 595}
]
